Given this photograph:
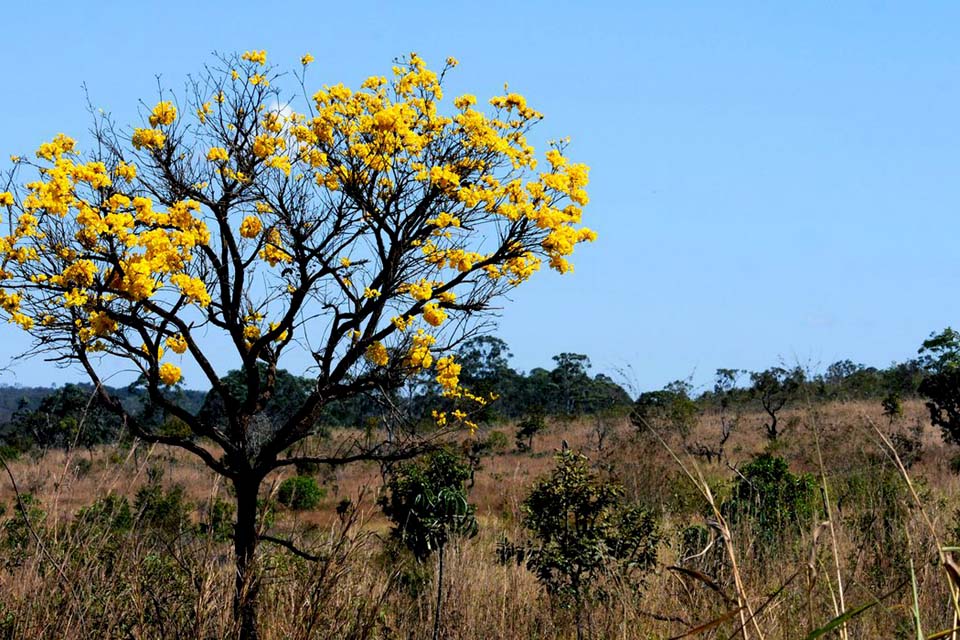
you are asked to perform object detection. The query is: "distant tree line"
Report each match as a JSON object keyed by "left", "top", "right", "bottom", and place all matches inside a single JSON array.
[{"left": 2, "top": 331, "right": 956, "bottom": 455}]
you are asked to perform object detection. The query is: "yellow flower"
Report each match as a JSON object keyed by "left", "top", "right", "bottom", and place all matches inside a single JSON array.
[
  {"left": 363, "top": 287, "right": 380, "bottom": 299},
  {"left": 405, "top": 330, "right": 435, "bottom": 369},
  {"left": 158, "top": 362, "right": 182, "bottom": 385},
  {"left": 89, "top": 311, "right": 116, "bottom": 336},
  {"left": 166, "top": 334, "right": 188, "bottom": 354},
  {"left": 406, "top": 279, "right": 433, "bottom": 301},
  {"left": 0, "top": 192, "right": 13, "bottom": 206},
  {"left": 259, "top": 229, "right": 292, "bottom": 265},
  {"left": 269, "top": 321, "right": 288, "bottom": 342},
  {"left": 10, "top": 313, "right": 33, "bottom": 330},
  {"left": 63, "top": 289, "right": 87, "bottom": 307},
  {"left": 422, "top": 303, "right": 447, "bottom": 327},
  {"left": 453, "top": 94, "right": 476, "bottom": 109},
  {"left": 339, "top": 257, "right": 351, "bottom": 267},
  {"left": 170, "top": 274, "right": 211, "bottom": 307},
  {"left": 196, "top": 102, "right": 213, "bottom": 123},
  {"left": 435, "top": 356, "right": 461, "bottom": 392},
  {"left": 244, "top": 324, "right": 261, "bottom": 341},
  {"left": 264, "top": 155, "right": 291, "bottom": 176},
  {"left": 239, "top": 216, "right": 263, "bottom": 238},
  {"left": 241, "top": 50, "right": 267, "bottom": 65},
  {"left": 365, "top": 341, "right": 389, "bottom": 367},
  {"left": 36, "top": 133, "right": 76, "bottom": 161},
  {"left": 114, "top": 161, "right": 137, "bottom": 182},
  {"left": 149, "top": 102, "right": 177, "bottom": 127},
  {"left": 132, "top": 128, "right": 166, "bottom": 150},
  {"left": 301, "top": 53, "right": 314, "bottom": 66},
  {"left": 207, "top": 147, "right": 229, "bottom": 162}
]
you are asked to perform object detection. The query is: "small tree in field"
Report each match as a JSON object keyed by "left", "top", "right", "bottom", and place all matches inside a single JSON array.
[
  {"left": 518, "top": 450, "right": 659, "bottom": 640},
  {"left": 379, "top": 448, "right": 477, "bottom": 640},
  {"left": 0, "top": 50, "right": 594, "bottom": 639},
  {"left": 750, "top": 366, "right": 804, "bottom": 441}
]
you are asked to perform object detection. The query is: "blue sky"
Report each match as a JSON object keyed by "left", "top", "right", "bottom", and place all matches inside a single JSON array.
[{"left": 1, "top": 2, "right": 959, "bottom": 392}]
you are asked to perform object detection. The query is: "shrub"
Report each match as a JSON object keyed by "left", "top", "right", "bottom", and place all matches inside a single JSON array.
[
  {"left": 276, "top": 476, "right": 324, "bottom": 511},
  {"left": 723, "top": 453, "right": 816, "bottom": 548},
  {"left": 514, "top": 450, "right": 659, "bottom": 637},
  {"left": 882, "top": 391, "right": 904, "bottom": 422},
  {"left": 486, "top": 430, "right": 509, "bottom": 452}
]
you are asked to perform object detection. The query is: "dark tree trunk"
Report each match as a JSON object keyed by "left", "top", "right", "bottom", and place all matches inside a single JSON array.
[
  {"left": 764, "top": 405, "right": 779, "bottom": 441},
  {"left": 234, "top": 476, "right": 262, "bottom": 640}
]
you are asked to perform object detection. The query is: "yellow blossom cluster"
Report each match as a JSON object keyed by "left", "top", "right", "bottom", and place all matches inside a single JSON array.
[
  {"left": 166, "top": 334, "right": 188, "bottom": 354},
  {"left": 421, "top": 303, "right": 447, "bottom": 327},
  {"left": 365, "top": 341, "right": 389, "bottom": 367},
  {"left": 149, "top": 102, "right": 177, "bottom": 127},
  {"left": 435, "top": 355, "right": 460, "bottom": 393},
  {"left": 239, "top": 216, "right": 263, "bottom": 238},
  {"left": 0, "top": 132, "right": 215, "bottom": 375},
  {"left": 132, "top": 128, "right": 165, "bottom": 150},
  {"left": 115, "top": 161, "right": 137, "bottom": 182},
  {"left": 207, "top": 147, "right": 229, "bottom": 163},
  {"left": 241, "top": 50, "right": 267, "bottom": 65},
  {"left": 258, "top": 228, "right": 291, "bottom": 265},
  {"left": 159, "top": 362, "right": 182, "bottom": 385}
]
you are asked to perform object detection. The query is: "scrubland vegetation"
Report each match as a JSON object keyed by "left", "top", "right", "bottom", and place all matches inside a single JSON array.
[{"left": 1, "top": 338, "right": 960, "bottom": 639}]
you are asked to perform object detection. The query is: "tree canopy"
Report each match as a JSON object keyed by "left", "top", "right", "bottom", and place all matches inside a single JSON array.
[{"left": 0, "top": 49, "right": 594, "bottom": 639}]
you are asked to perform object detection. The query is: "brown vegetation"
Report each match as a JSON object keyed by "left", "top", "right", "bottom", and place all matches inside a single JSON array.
[{"left": 0, "top": 398, "right": 958, "bottom": 638}]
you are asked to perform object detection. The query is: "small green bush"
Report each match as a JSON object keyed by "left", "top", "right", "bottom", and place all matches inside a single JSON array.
[
  {"left": 277, "top": 475, "right": 324, "bottom": 510},
  {"left": 723, "top": 453, "right": 816, "bottom": 547},
  {"left": 486, "top": 430, "right": 509, "bottom": 452}
]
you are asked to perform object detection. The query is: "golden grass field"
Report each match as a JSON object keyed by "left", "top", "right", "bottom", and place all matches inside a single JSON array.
[{"left": 0, "top": 398, "right": 958, "bottom": 639}]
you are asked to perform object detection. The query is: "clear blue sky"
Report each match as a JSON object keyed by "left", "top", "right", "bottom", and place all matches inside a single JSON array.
[{"left": 1, "top": 1, "right": 958, "bottom": 393}]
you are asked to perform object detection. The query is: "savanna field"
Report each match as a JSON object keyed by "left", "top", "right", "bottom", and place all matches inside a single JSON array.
[{"left": 1, "top": 389, "right": 960, "bottom": 639}]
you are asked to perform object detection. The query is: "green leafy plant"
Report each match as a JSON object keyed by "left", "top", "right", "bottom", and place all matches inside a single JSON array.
[
  {"left": 276, "top": 476, "right": 324, "bottom": 511},
  {"left": 516, "top": 450, "right": 659, "bottom": 640},
  {"left": 723, "top": 453, "right": 816, "bottom": 551},
  {"left": 379, "top": 448, "right": 478, "bottom": 640}
]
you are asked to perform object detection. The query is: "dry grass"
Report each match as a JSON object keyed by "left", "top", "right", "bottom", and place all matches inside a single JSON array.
[{"left": 0, "top": 398, "right": 958, "bottom": 638}]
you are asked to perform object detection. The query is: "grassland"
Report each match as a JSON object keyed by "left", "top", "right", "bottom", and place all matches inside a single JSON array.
[{"left": 0, "top": 398, "right": 957, "bottom": 639}]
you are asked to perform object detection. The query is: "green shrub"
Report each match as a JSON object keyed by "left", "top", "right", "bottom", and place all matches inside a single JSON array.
[
  {"left": 486, "top": 430, "right": 509, "bottom": 452},
  {"left": 199, "top": 496, "right": 235, "bottom": 541},
  {"left": 723, "top": 453, "right": 816, "bottom": 546},
  {"left": 515, "top": 411, "right": 546, "bottom": 452},
  {"left": 513, "top": 450, "right": 659, "bottom": 631},
  {"left": 277, "top": 475, "right": 324, "bottom": 511},
  {"left": 134, "top": 478, "right": 192, "bottom": 539},
  {"left": 378, "top": 448, "right": 477, "bottom": 561},
  {"left": 75, "top": 493, "right": 133, "bottom": 534}
]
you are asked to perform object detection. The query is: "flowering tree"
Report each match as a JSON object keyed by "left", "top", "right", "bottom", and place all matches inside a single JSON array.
[{"left": 0, "top": 50, "right": 593, "bottom": 638}]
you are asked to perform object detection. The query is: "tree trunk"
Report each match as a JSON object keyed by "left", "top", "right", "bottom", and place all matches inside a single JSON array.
[{"left": 234, "top": 476, "right": 262, "bottom": 640}]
